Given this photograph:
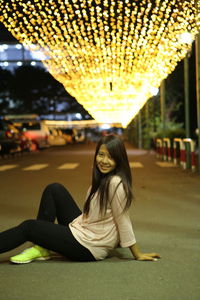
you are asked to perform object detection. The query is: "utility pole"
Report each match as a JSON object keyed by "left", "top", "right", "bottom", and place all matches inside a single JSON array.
[
  {"left": 184, "top": 53, "right": 190, "bottom": 138},
  {"left": 195, "top": 33, "right": 200, "bottom": 172},
  {"left": 138, "top": 110, "right": 142, "bottom": 149},
  {"left": 195, "top": 0, "right": 200, "bottom": 171},
  {"left": 160, "top": 80, "right": 166, "bottom": 137},
  {"left": 145, "top": 102, "right": 150, "bottom": 149}
]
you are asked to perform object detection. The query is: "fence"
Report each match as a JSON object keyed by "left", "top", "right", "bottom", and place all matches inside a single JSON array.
[{"left": 156, "top": 137, "right": 197, "bottom": 172}]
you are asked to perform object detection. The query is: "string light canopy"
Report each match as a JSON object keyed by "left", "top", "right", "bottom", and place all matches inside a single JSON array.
[{"left": 0, "top": 0, "right": 198, "bottom": 127}]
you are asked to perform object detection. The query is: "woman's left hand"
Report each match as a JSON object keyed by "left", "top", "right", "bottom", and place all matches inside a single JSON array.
[
  {"left": 129, "top": 243, "right": 161, "bottom": 261},
  {"left": 136, "top": 253, "right": 161, "bottom": 261}
]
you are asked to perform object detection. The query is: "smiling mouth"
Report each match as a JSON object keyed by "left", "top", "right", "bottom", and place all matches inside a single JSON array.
[{"left": 100, "top": 165, "right": 110, "bottom": 170}]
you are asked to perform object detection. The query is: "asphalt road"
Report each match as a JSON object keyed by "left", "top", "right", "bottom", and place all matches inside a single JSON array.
[{"left": 0, "top": 142, "right": 200, "bottom": 300}]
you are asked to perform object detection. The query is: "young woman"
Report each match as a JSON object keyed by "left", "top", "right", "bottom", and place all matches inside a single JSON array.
[{"left": 0, "top": 135, "right": 160, "bottom": 263}]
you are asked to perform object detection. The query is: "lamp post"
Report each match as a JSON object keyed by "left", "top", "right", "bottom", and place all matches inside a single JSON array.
[
  {"left": 145, "top": 102, "right": 150, "bottom": 149},
  {"left": 195, "top": 33, "right": 200, "bottom": 171},
  {"left": 184, "top": 53, "right": 190, "bottom": 138},
  {"left": 160, "top": 80, "right": 166, "bottom": 138},
  {"left": 179, "top": 32, "right": 194, "bottom": 168},
  {"left": 179, "top": 32, "right": 194, "bottom": 138},
  {"left": 138, "top": 110, "right": 142, "bottom": 149},
  {"left": 194, "top": 0, "right": 200, "bottom": 171}
]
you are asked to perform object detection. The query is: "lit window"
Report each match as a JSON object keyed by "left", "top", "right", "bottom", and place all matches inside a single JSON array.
[
  {"left": 15, "top": 44, "right": 22, "bottom": 49},
  {"left": 2, "top": 44, "right": 8, "bottom": 50},
  {"left": 31, "top": 50, "right": 48, "bottom": 60},
  {"left": 75, "top": 113, "right": 82, "bottom": 119}
]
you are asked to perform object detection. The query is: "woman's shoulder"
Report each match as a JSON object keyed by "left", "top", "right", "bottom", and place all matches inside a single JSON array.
[
  {"left": 109, "top": 175, "right": 126, "bottom": 203},
  {"left": 109, "top": 175, "right": 122, "bottom": 187}
]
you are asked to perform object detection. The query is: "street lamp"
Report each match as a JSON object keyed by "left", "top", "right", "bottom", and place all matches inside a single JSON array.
[
  {"left": 195, "top": 33, "right": 200, "bottom": 171},
  {"left": 160, "top": 80, "right": 166, "bottom": 138}
]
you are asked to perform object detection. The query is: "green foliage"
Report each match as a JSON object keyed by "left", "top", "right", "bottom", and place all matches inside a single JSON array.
[
  {"left": 152, "top": 121, "right": 185, "bottom": 139},
  {"left": 126, "top": 84, "right": 186, "bottom": 148},
  {"left": 0, "top": 68, "right": 13, "bottom": 114}
]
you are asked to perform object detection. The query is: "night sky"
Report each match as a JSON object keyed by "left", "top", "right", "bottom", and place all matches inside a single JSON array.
[{"left": 0, "top": 23, "right": 17, "bottom": 42}]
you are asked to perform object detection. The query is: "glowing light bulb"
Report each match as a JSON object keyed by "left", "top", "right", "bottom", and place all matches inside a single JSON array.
[
  {"left": 178, "top": 32, "right": 194, "bottom": 44},
  {"left": 0, "top": 0, "right": 198, "bottom": 127}
]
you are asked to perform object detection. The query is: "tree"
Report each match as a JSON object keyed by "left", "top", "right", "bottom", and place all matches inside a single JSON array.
[
  {"left": 10, "top": 65, "right": 60, "bottom": 114},
  {"left": 0, "top": 65, "right": 91, "bottom": 118},
  {"left": 0, "top": 67, "right": 13, "bottom": 114}
]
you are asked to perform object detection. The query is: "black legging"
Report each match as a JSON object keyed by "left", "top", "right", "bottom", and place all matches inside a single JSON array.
[{"left": 0, "top": 183, "right": 96, "bottom": 262}]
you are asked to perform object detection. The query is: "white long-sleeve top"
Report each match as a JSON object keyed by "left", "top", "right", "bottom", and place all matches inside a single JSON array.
[{"left": 69, "top": 175, "right": 136, "bottom": 260}]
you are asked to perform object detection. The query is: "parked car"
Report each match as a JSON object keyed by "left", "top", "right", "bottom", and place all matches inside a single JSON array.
[
  {"left": 74, "top": 130, "right": 86, "bottom": 143},
  {"left": 60, "top": 128, "right": 75, "bottom": 144},
  {"left": 17, "top": 128, "right": 33, "bottom": 152},
  {"left": 14, "top": 120, "right": 50, "bottom": 149},
  {"left": 0, "top": 120, "right": 21, "bottom": 155}
]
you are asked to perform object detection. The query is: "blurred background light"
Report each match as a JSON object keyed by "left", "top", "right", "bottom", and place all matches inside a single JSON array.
[
  {"left": 15, "top": 44, "right": 22, "bottom": 49},
  {"left": 178, "top": 32, "right": 194, "bottom": 45},
  {"left": 0, "top": 0, "right": 198, "bottom": 127}
]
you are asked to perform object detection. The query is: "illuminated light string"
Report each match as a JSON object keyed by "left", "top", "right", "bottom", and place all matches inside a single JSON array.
[
  {"left": 197, "top": 0, "right": 200, "bottom": 30},
  {"left": 0, "top": 0, "right": 198, "bottom": 127}
]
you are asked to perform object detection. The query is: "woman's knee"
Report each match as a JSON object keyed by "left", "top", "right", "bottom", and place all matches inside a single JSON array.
[
  {"left": 20, "top": 219, "right": 36, "bottom": 229},
  {"left": 18, "top": 219, "right": 36, "bottom": 236},
  {"left": 18, "top": 219, "right": 42, "bottom": 241},
  {"left": 44, "top": 183, "right": 64, "bottom": 193}
]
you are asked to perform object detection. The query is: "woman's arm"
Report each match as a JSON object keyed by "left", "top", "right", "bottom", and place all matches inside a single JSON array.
[
  {"left": 129, "top": 243, "right": 161, "bottom": 261},
  {"left": 110, "top": 177, "right": 161, "bottom": 261}
]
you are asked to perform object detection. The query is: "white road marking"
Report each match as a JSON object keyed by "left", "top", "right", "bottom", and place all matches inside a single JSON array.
[
  {"left": 129, "top": 162, "right": 144, "bottom": 168},
  {"left": 23, "top": 164, "right": 49, "bottom": 170},
  {"left": 0, "top": 162, "right": 178, "bottom": 171},
  {"left": 0, "top": 165, "right": 18, "bottom": 171},
  {"left": 57, "top": 163, "right": 79, "bottom": 170},
  {"left": 156, "top": 162, "right": 176, "bottom": 167}
]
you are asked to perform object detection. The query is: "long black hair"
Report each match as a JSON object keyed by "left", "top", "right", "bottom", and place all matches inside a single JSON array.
[{"left": 83, "top": 135, "right": 133, "bottom": 216}]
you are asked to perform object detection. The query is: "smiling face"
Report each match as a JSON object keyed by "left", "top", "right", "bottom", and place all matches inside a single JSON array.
[{"left": 96, "top": 144, "right": 116, "bottom": 174}]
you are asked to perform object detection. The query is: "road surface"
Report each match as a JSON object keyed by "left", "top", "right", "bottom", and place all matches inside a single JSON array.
[{"left": 0, "top": 142, "right": 199, "bottom": 300}]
